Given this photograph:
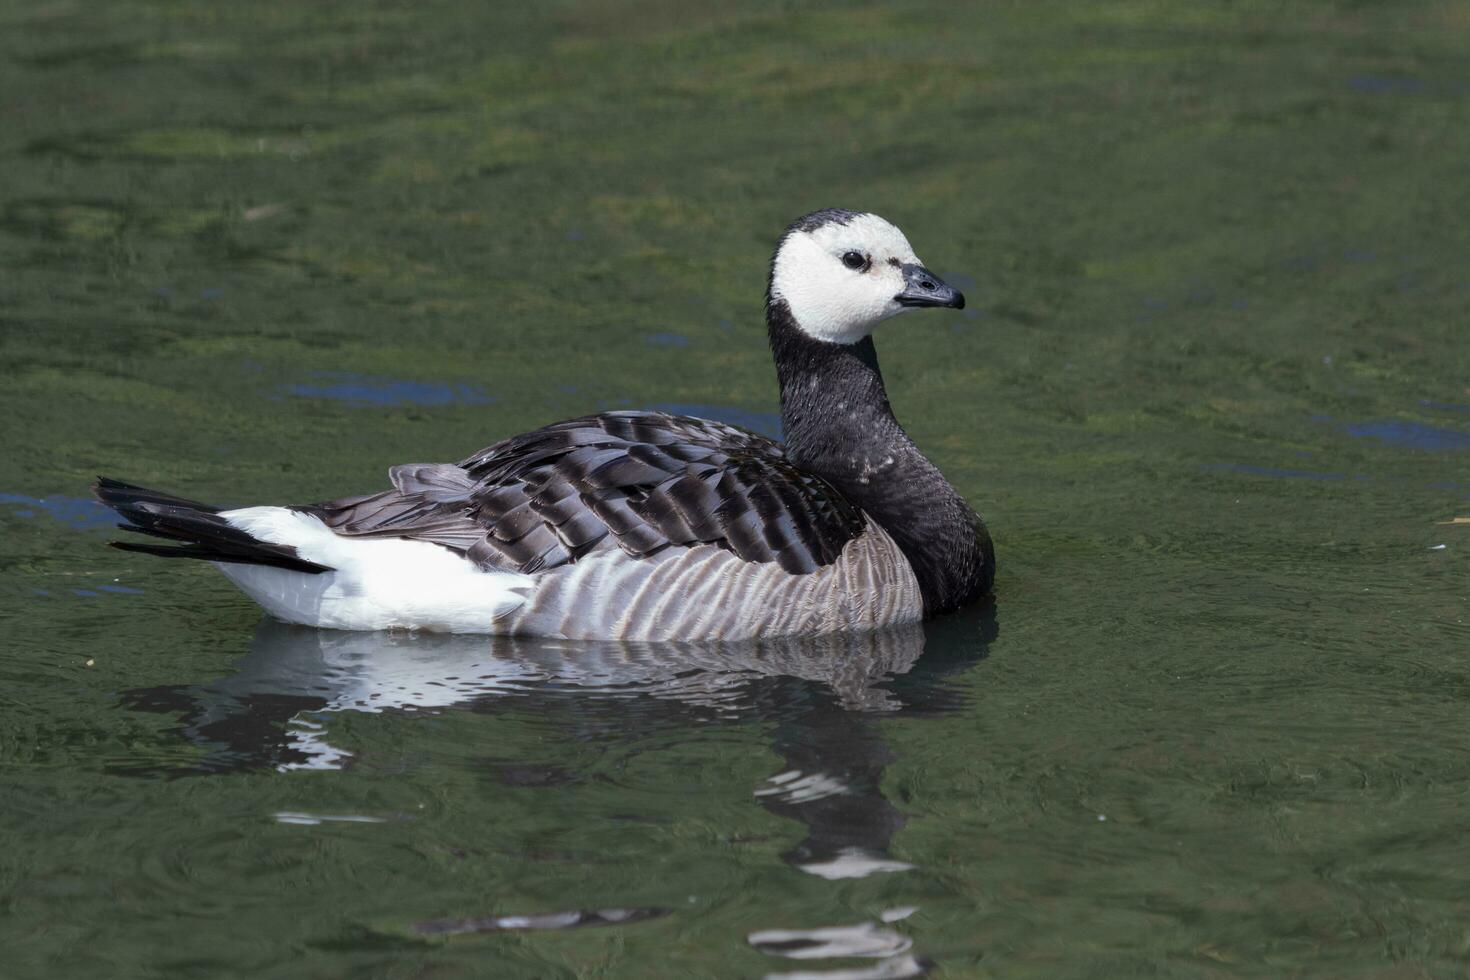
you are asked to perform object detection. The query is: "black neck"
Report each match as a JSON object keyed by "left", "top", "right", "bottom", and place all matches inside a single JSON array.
[{"left": 767, "top": 300, "right": 993, "bottom": 613}]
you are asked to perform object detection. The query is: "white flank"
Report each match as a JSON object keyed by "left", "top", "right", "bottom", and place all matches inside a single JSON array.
[{"left": 214, "top": 507, "right": 532, "bottom": 632}]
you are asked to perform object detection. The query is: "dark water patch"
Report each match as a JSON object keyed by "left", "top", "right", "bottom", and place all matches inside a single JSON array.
[
  {"left": 1420, "top": 399, "right": 1470, "bottom": 414},
  {"left": 33, "top": 584, "right": 140, "bottom": 599},
  {"left": 1135, "top": 293, "right": 1171, "bottom": 323},
  {"left": 990, "top": 302, "right": 1041, "bottom": 326},
  {"left": 1343, "top": 420, "right": 1470, "bottom": 452},
  {"left": 280, "top": 372, "right": 494, "bottom": 408},
  {"left": 19, "top": 42, "right": 150, "bottom": 70},
  {"left": 1201, "top": 463, "right": 1350, "bottom": 482},
  {"left": 1349, "top": 74, "right": 1426, "bottom": 95},
  {"left": 491, "top": 761, "right": 581, "bottom": 788},
  {"left": 410, "top": 906, "right": 669, "bottom": 936},
  {"left": 1, "top": 197, "right": 130, "bottom": 241},
  {"left": 645, "top": 332, "right": 690, "bottom": 348},
  {"left": 937, "top": 272, "right": 987, "bottom": 320},
  {"left": 24, "top": 133, "right": 119, "bottom": 163},
  {"left": 25, "top": 125, "right": 318, "bottom": 165},
  {"left": 0, "top": 492, "right": 115, "bottom": 531},
  {"left": 650, "top": 403, "right": 781, "bottom": 438},
  {"left": 940, "top": 272, "right": 976, "bottom": 293}
]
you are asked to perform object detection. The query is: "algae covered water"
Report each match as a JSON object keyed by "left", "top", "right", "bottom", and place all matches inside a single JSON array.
[{"left": 3, "top": 2, "right": 1469, "bottom": 976}]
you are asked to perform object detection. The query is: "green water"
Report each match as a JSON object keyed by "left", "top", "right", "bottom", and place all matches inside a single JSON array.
[{"left": 3, "top": 1, "right": 1470, "bottom": 976}]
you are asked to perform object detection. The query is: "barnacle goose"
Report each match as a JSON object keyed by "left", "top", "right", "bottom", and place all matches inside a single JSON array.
[{"left": 94, "top": 209, "right": 995, "bottom": 639}]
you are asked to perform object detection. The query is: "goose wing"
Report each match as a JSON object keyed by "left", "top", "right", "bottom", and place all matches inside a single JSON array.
[{"left": 300, "top": 411, "right": 867, "bottom": 575}]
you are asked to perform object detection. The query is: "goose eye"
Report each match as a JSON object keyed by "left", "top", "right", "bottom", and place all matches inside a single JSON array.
[{"left": 840, "top": 250, "right": 867, "bottom": 271}]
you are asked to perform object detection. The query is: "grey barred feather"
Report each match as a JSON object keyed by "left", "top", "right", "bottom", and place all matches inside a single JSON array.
[
  {"left": 498, "top": 523, "right": 922, "bottom": 641},
  {"left": 299, "top": 411, "right": 868, "bottom": 578}
]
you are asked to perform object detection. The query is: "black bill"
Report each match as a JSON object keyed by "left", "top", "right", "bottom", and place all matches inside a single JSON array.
[{"left": 895, "top": 263, "right": 965, "bottom": 309}]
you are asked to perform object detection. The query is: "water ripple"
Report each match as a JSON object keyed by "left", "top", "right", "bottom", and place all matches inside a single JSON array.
[
  {"left": 1343, "top": 420, "right": 1470, "bottom": 451},
  {"left": 0, "top": 491, "right": 115, "bottom": 530},
  {"left": 410, "top": 905, "right": 669, "bottom": 936},
  {"left": 279, "top": 372, "right": 495, "bottom": 408}
]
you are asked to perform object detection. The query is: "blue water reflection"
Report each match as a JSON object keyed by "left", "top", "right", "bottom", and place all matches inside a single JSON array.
[
  {"left": 281, "top": 372, "right": 495, "bottom": 408},
  {"left": 1343, "top": 420, "right": 1470, "bottom": 451}
]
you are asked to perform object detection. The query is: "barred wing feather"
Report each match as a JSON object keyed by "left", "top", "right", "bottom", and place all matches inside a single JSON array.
[{"left": 303, "top": 411, "right": 867, "bottom": 577}]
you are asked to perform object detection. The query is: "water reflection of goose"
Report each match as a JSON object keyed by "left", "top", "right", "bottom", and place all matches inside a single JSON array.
[
  {"left": 122, "top": 606, "right": 993, "bottom": 854},
  {"left": 120, "top": 607, "right": 993, "bottom": 976},
  {"left": 95, "top": 210, "right": 992, "bottom": 639},
  {"left": 254, "top": 617, "right": 934, "bottom": 718}
]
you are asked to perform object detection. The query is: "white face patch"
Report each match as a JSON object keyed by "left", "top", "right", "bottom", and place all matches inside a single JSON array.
[{"left": 770, "top": 212, "right": 926, "bottom": 345}]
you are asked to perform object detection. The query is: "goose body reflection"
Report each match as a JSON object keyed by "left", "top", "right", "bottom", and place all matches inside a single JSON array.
[
  {"left": 240, "top": 618, "right": 935, "bottom": 717},
  {"left": 121, "top": 609, "right": 993, "bottom": 812},
  {"left": 121, "top": 609, "right": 993, "bottom": 976},
  {"left": 131, "top": 617, "right": 970, "bottom": 767}
]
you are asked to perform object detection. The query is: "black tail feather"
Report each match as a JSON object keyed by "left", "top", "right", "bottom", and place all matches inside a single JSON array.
[{"left": 93, "top": 477, "right": 331, "bottom": 574}]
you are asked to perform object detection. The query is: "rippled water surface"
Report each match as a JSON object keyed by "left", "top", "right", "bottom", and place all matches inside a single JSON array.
[{"left": 3, "top": 2, "right": 1470, "bottom": 977}]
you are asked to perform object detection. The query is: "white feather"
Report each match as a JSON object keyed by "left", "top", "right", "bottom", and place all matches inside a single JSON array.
[
  {"left": 213, "top": 507, "right": 532, "bottom": 632},
  {"left": 771, "top": 212, "right": 924, "bottom": 344}
]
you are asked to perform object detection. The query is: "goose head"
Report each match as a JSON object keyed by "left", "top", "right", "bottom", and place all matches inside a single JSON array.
[{"left": 769, "top": 209, "right": 965, "bottom": 345}]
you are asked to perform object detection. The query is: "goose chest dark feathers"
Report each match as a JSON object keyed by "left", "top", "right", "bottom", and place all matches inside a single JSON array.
[{"left": 94, "top": 208, "right": 995, "bottom": 638}]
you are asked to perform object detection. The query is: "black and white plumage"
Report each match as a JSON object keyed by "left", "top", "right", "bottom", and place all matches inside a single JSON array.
[
  {"left": 310, "top": 412, "right": 867, "bottom": 577},
  {"left": 94, "top": 209, "right": 995, "bottom": 638}
]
